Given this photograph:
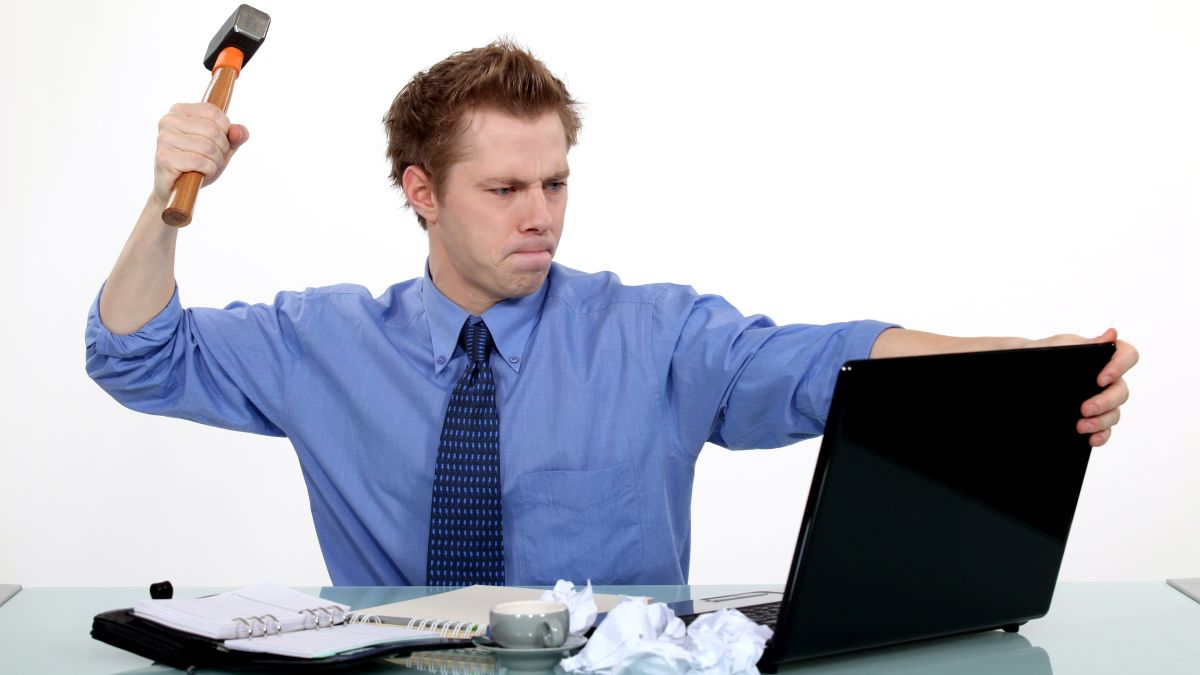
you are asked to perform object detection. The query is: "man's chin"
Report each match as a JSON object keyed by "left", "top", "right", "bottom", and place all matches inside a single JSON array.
[{"left": 502, "top": 266, "right": 551, "bottom": 298}]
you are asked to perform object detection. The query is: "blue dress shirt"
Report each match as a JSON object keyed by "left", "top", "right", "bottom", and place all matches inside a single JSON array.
[{"left": 86, "top": 263, "right": 895, "bottom": 586}]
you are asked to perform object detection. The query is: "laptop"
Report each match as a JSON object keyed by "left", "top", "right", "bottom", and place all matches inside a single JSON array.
[{"left": 671, "top": 342, "right": 1113, "bottom": 671}]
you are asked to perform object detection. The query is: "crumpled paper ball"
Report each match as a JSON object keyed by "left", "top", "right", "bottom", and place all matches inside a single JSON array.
[
  {"left": 560, "top": 596, "right": 773, "bottom": 675},
  {"left": 540, "top": 579, "right": 600, "bottom": 635}
]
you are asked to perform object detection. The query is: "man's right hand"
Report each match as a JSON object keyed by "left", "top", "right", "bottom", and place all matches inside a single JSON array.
[
  {"left": 99, "top": 103, "right": 250, "bottom": 335},
  {"left": 152, "top": 102, "right": 249, "bottom": 203}
]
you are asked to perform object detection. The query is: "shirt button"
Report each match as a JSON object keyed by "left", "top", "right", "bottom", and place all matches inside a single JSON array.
[
  {"left": 510, "top": 356, "right": 519, "bottom": 364},
  {"left": 436, "top": 355, "right": 446, "bottom": 364}
]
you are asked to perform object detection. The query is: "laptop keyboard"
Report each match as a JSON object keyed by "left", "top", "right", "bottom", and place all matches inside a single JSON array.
[{"left": 681, "top": 601, "right": 781, "bottom": 627}]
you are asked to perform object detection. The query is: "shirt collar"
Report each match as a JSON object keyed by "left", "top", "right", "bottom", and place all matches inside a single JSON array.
[{"left": 420, "top": 261, "right": 548, "bottom": 374}]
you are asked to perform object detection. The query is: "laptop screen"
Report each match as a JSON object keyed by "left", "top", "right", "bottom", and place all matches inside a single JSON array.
[{"left": 768, "top": 343, "right": 1112, "bottom": 664}]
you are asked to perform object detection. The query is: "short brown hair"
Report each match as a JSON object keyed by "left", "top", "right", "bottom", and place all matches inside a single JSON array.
[{"left": 384, "top": 40, "right": 583, "bottom": 229}]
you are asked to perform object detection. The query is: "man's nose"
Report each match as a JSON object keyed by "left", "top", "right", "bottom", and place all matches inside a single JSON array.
[{"left": 519, "top": 188, "right": 553, "bottom": 233}]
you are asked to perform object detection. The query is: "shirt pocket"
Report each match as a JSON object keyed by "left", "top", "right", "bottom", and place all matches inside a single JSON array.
[{"left": 516, "top": 462, "right": 644, "bottom": 585}]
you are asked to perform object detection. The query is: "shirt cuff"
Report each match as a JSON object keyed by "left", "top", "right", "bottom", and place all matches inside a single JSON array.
[
  {"left": 85, "top": 283, "right": 184, "bottom": 358},
  {"left": 848, "top": 319, "right": 903, "bottom": 361}
]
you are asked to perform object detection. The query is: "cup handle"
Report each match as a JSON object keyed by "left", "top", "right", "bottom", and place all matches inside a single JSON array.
[{"left": 543, "top": 620, "right": 566, "bottom": 647}]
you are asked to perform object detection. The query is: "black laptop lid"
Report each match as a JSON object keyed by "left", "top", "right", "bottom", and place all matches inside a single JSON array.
[{"left": 767, "top": 343, "right": 1113, "bottom": 665}]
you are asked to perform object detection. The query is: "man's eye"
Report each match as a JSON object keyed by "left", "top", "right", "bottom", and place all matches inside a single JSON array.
[
  {"left": 545, "top": 182, "right": 566, "bottom": 193},
  {"left": 493, "top": 187, "right": 513, "bottom": 196}
]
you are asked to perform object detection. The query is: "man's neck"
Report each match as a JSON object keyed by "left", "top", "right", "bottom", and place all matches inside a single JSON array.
[{"left": 427, "top": 267, "right": 498, "bottom": 316}]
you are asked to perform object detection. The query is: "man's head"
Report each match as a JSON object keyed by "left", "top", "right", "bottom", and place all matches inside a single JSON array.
[
  {"left": 384, "top": 41, "right": 582, "bottom": 315},
  {"left": 384, "top": 40, "right": 582, "bottom": 230}
]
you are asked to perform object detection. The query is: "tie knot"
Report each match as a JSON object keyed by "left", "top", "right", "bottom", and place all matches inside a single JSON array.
[{"left": 460, "top": 320, "right": 493, "bottom": 364}]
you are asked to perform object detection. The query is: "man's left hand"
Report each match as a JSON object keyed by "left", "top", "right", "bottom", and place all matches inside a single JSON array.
[{"left": 1035, "top": 328, "right": 1137, "bottom": 447}]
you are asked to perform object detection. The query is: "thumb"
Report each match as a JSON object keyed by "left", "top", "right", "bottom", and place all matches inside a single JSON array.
[
  {"left": 1092, "top": 327, "right": 1118, "bottom": 344},
  {"left": 228, "top": 124, "right": 250, "bottom": 149}
]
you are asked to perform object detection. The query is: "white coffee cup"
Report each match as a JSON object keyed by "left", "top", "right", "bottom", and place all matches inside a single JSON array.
[{"left": 489, "top": 600, "right": 569, "bottom": 649}]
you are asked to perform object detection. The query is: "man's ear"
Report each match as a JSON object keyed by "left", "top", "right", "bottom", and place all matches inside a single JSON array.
[{"left": 402, "top": 165, "right": 438, "bottom": 225}]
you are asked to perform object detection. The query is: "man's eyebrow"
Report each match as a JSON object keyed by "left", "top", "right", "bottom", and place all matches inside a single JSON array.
[{"left": 479, "top": 169, "right": 571, "bottom": 186}]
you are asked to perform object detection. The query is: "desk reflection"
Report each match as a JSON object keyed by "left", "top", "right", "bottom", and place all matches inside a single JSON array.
[
  {"left": 782, "top": 631, "right": 1051, "bottom": 674},
  {"left": 386, "top": 630, "right": 1050, "bottom": 675}
]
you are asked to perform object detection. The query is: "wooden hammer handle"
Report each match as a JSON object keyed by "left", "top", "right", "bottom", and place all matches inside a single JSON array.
[{"left": 162, "top": 55, "right": 241, "bottom": 227}]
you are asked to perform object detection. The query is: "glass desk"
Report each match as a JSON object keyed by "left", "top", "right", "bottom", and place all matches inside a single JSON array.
[{"left": 1, "top": 583, "right": 1197, "bottom": 674}]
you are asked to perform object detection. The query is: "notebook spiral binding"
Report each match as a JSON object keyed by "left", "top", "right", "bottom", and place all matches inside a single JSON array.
[
  {"left": 407, "top": 617, "right": 484, "bottom": 639},
  {"left": 347, "top": 613, "right": 484, "bottom": 639},
  {"left": 231, "top": 606, "right": 346, "bottom": 639},
  {"left": 346, "top": 612, "right": 383, "bottom": 625}
]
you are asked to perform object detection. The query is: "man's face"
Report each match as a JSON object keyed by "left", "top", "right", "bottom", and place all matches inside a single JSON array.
[{"left": 424, "top": 108, "right": 569, "bottom": 315}]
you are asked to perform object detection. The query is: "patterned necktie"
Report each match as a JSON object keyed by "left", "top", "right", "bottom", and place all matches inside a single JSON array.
[{"left": 426, "top": 319, "right": 505, "bottom": 586}]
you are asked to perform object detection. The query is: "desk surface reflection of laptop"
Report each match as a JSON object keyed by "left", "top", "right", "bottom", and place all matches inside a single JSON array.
[{"left": 672, "top": 343, "right": 1113, "bottom": 671}]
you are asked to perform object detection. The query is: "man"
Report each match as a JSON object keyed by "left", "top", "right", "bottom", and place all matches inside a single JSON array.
[{"left": 86, "top": 42, "right": 1136, "bottom": 587}]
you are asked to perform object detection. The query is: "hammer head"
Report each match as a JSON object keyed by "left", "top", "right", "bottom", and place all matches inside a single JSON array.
[{"left": 203, "top": 4, "right": 271, "bottom": 71}]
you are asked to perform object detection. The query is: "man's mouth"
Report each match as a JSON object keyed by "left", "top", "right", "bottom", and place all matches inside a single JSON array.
[
  {"left": 508, "top": 242, "right": 554, "bottom": 257},
  {"left": 507, "top": 249, "right": 553, "bottom": 270}
]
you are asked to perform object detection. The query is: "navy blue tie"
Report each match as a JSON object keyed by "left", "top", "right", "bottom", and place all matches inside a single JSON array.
[{"left": 426, "top": 319, "right": 505, "bottom": 586}]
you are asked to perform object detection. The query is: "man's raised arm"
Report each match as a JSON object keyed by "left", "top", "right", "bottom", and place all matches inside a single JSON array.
[
  {"left": 870, "top": 327, "right": 1138, "bottom": 447},
  {"left": 98, "top": 102, "right": 248, "bottom": 335}
]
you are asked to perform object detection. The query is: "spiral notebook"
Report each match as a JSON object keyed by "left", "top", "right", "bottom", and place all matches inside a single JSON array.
[{"left": 352, "top": 584, "right": 629, "bottom": 639}]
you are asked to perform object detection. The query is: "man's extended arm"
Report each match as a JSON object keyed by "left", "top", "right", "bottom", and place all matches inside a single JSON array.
[
  {"left": 870, "top": 327, "right": 1137, "bottom": 447},
  {"left": 98, "top": 103, "right": 248, "bottom": 334}
]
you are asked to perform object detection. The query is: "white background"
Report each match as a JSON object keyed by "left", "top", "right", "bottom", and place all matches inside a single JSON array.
[{"left": 0, "top": 0, "right": 1195, "bottom": 587}]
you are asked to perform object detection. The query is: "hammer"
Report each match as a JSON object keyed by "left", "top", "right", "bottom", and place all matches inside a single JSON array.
[{"left": 162, "top": 4, "right": 270, "bottom": 228}]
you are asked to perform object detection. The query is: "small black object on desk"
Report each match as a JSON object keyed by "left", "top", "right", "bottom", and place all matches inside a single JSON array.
[{"left": 149, "top": 581, "right": 173, "bottom": 600}]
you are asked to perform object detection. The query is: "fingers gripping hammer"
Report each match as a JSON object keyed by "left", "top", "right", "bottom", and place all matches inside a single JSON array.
[{"left": 162, "top": 4, "right": 270, "bottom": 227}]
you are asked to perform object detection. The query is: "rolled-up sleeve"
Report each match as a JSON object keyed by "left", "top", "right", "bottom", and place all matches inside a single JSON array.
[
  {"left": 652, "top": 286, "right": 897, "bottom": 454},
  {"left": 85, "top": 285, "right": 306, "bottom": 437}
]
